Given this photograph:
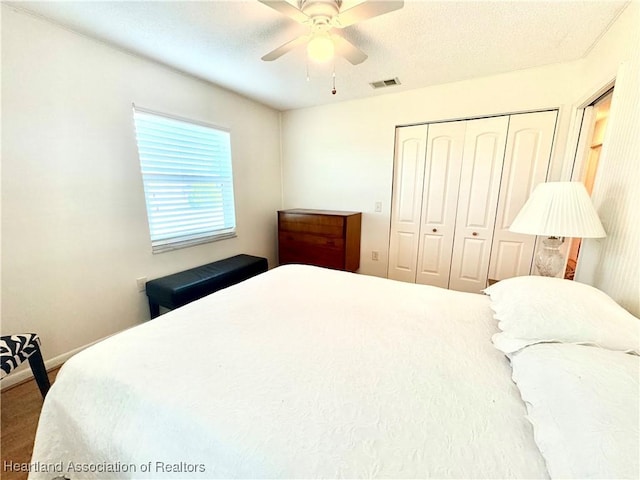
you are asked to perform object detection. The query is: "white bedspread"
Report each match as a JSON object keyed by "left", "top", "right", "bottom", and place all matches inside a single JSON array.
[{"left": 30, "top": 265, "right": 548, "bottom": 479}]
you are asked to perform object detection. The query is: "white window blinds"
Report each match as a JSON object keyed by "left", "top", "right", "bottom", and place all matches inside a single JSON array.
[{"left": 133, "top": 107, "right": 236, "bottom": 253}]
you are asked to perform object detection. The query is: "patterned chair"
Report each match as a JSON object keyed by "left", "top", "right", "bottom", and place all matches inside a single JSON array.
[{"left": 1, "top": 333, "right": 50, "bottom": 398}]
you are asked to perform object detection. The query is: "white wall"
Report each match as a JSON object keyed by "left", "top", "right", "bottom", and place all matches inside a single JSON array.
[
  {"left": 281, "top": 61, "right": 582, "bottom": 278},
  {"left": 574, "top": 2, "right": 640, "bottom": 316},
  {"left": 1, "top": 6, "right": 282, "bottom": 374}
]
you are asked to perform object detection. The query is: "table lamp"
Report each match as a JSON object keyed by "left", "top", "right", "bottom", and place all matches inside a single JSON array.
[{"left": 509, "top": 182, "right": 606, "bottom": 277}]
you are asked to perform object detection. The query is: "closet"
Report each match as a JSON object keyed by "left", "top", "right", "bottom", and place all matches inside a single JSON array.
[{"left": 388, "top": 111, "right": 557, "bottom": 293}]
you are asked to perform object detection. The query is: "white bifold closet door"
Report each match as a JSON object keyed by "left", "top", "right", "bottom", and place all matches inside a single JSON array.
[
  {"left": 487, "top": 111, "right": 558, "bottom": 281},
  {"left": 388, "top": 125, "right": 428, "bottom": 283},
  {"left": 448, "top": 116, "right": 509, "bottom": 292},
  {"left": 414, "top": 121, "right": 466, "bottom": 288},
  {"left": 388, "top": 111, "right": 557, "bottom": 292}
]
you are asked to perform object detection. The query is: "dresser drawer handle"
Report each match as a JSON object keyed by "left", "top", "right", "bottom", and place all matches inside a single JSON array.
[
  {"left": 472, "top": 232, "right": 478, "bottom": 236},
  {"left": 432, "top": 228, "right": 437, "bottom": 233}
]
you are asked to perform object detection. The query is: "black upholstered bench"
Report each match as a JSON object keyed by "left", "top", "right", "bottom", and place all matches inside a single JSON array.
[{"left": 145, "top": 254, "right": 268, "bottom": 318}]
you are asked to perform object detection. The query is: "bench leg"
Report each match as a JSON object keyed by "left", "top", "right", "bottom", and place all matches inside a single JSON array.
[
  {"left": 27, "top": 347, "right": 51, "bottom": 398},
  {"left": 149, "top": 300, "right": 160, "bottom": 319}
]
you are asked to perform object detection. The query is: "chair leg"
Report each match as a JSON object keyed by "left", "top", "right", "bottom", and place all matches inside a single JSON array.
[{"left": 27, "top": 346, "right": 51, "bottom": 398}]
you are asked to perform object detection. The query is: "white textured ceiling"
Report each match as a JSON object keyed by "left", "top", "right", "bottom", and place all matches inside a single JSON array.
[{"left": 7, "top": 0, "right": 630, "bottom": 111}]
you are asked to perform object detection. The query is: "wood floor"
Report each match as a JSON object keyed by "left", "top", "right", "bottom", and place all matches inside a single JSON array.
[{"left": 1, "top": 368, "right": 60, "bottom": 480}]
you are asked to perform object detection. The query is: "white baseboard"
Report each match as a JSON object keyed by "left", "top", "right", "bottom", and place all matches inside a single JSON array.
[{"left": 0, "top": 336, "right": 107, "bottom": 391}]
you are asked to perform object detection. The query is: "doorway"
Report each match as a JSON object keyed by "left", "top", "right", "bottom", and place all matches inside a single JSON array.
[{"left": 564, "top": 89, "right": 613, "bottom": 279}]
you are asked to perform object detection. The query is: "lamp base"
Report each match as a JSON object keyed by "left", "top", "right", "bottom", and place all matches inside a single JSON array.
[{"left": 535, "top": 237, "right": 565, "bottom": 277}]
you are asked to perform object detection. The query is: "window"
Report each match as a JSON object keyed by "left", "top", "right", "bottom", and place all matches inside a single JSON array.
[{"left": 133, "top": 106, "right": 236, "bottom": 253}]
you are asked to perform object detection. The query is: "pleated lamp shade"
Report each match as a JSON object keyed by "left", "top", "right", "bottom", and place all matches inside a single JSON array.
[{"left": 509, "top": 182, "right": 606, "bottom": 238}]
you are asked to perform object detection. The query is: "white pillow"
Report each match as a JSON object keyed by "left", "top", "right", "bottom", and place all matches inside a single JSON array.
[
  {"left": 509, "top": 343, "right": 639, "bottom": 479},
  {"left": 484, "top": 275, "right": 640, "bottom": 354}
]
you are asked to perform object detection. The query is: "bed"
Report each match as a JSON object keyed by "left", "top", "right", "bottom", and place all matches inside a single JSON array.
[{"left": 29, "top": 265, "right": 639, "bottom": 479}]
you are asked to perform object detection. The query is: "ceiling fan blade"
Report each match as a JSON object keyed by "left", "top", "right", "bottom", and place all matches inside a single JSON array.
[
  {"left": 331, "top": 35, "right": 368, "bottom": 65},
  {"left": 262, "top": 35, "right": 310, "bottom": 61},
  {"left": 258, "top": 0, "right": 310, "bottom": 24},
  {"left": 334, "top": 0, "right": 404, "bottom": 28}
]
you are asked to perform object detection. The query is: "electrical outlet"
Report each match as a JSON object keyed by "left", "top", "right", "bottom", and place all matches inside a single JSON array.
[
  {"left": 136, "top": 277, "right": 147, "bottom": 292},
  {"left": 374, "top": 201, "right": 383, "bottom": 213},
  {"left": 372, "top": 251, "right": 379, "bottom": 261}
]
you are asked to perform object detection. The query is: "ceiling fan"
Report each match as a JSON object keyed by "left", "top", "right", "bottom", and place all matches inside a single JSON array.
[{"left": 259, "top": 0, "right": 404, "bottom": 65}]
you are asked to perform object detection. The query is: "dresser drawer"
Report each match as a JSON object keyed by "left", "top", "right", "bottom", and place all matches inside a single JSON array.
[
  {"left": 278, "top": 231, "right": 345, "bottom": 251},
  {"left": 278, "top": 214, "right": 344, "bottom": 237},
  {"left": 278, "top": 237, "right": 345, "bottom": 270}
]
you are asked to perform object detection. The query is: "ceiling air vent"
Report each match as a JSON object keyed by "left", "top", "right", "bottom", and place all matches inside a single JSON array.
[{"left": 369, "top": 77, "right": 401, "bottom": 89}]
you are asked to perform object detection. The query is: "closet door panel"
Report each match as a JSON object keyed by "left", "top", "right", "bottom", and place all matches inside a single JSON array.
[
  {"left": 491, "top": 241, "right": 527, "bottom": 279},
  {"left": 394, "top": 232, "right": 418, "bottom": 271},
  {"left": 388, "top": 125, "right": 428, "bottom": 282},
  {"left": 418, "top": 235, "right": 444, "bottom": 275},
  {"left": 488, "top": 110, "right": 557, "bottom": 281},
  {"left": 415, "top": 121, "right": 466, "bottom": 288},
  {"left": 449, "top": 116, "right": 509, "bottom": 293},
  {"left": 459, "top": 237, "right": 487, "bottom": 281}
]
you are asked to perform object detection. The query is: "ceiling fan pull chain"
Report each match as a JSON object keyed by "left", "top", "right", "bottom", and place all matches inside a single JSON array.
[{"left": 331, "top": 60, "right": 337, "bottom": 95}]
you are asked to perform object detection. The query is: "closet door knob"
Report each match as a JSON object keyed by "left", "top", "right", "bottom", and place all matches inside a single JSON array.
[
  {"left": 472, "top": 232, "right": 478, "bottom": 236},
  {"left": 432, "top": 228, "right": 438, "bottom": 233}
]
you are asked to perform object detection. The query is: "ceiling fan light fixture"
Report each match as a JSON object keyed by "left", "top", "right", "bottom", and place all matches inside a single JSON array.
[
  {"left": 259, "top": 0, "right": 404, "bottom": 65},
  {"left": 307, "top": 32, "right": 335, "bottom": 63}
]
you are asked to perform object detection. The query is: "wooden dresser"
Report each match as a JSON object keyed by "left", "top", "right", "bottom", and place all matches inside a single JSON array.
[{"left": 278, "top": 209, "right": 362, "bottom": 272}]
